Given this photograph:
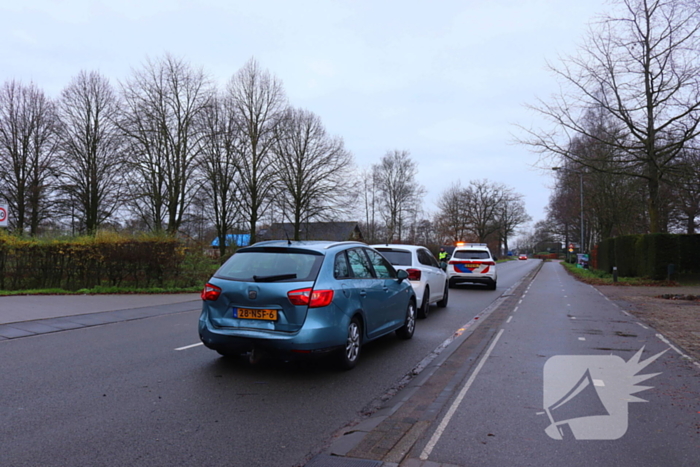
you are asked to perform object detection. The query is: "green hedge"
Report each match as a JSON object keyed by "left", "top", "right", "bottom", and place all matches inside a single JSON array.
[
  {"left": 0, "top": 232, "right": 216, "bottom": 291},
  {"left": 597, "top": 233, "right": 700, "bottom": 280}
]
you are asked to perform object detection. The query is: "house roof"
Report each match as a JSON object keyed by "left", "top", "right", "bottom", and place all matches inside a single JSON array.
[{"left": 260, "top": 222, "right": 363, "bottom": 242}]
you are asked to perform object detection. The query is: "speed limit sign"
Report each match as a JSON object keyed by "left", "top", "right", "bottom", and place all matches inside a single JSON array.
[{"left": 0, "top": 204, "right": 8, "bottom": 227}]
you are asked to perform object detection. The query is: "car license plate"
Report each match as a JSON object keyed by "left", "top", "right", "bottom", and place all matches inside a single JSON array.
[
  {"left": 233, "top": 307, "right": 278, "bottom": 321},
  {"left": 466, "top": 263, "right": 479, "bottom": 269}
]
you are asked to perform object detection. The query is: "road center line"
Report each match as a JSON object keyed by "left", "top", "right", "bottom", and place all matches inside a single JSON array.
[
  {"left": 419, "top": 328, "right": 505, "bottom": 461},
  {"left": 506, "top": 316, "right": 512, "bottom": 323},
  {"left": 175, "top": 342, "right": 203, "bottom": 351}
]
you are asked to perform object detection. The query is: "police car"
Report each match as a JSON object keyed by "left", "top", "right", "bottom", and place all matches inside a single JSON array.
[{"left": 446, "top": 243, "right": 498, "bottom": 290}]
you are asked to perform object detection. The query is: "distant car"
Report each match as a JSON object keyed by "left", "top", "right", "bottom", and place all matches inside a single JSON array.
[
  {"left": 199, "top": 241, "right": 416, "bottom": 370},
  {"left": 447, "top": 244, "right": 498, "bottom": 290},
  {"left": 371, "top": 244, "right": 449, "bottom": 318},
  {"left": 519, "top": 254, "right": 528, "bottom": 260}
]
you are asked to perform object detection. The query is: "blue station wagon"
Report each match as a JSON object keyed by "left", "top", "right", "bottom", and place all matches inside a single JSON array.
[{"left": 199, "top": 241, "right": 417, "bottom": 369}]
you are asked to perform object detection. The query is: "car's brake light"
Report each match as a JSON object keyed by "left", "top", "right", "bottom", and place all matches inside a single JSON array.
[
  {"left": 288, "top": 288, "right": 334, "bottom": 307},
  {"left": 482, "top": 261, "right": 495, "bottom": 266},
  {"left": 406, "top": 268, "right": 422, "bottom": 281},
  {"left": 288, "top": 288, "right": 311, "bottom": 305},
  {"left": 201, "top": 283, "right": 221, "bottom": 301}
]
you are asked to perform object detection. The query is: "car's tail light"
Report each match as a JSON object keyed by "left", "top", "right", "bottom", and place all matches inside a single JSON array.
[
  {"left": 406, "top": 268, "right": 421, "bottom": 281},
  {"left": 201, "top": 283, "right": 221, "bottom": 301},
  {"left": 288, "top": 288, "right": 334, "bottom": 308},
  {"left": 482, "top": 261, "right": 495, "bottom": 266}
]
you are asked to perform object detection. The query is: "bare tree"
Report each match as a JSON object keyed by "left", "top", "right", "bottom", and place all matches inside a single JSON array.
[
  {"left": 57, "top": 71, "right": 125, "bottom": 235},
  {"left": 495, "top": 189, "right": 531, "bottom": 256},
  {"left": 199, "top": 92, "right": 243, "bottom": 259},
  {"left": 522, "top": 0, "right": 700, "bottom": 233},
  {"left": 372, "top": 150, "right": 426, "bottom": 243},
  {"left": 0, "top": 80, "right": 58, "bottom": 235},
  {"left": 461, "top": 179, "right": 507, "bottom": 242},
  {"left": 436, "top": 182, "right": 471, "bottom": 243},
  {"left": 358, "top": 168, "right": 382, "bottom": 243},
  {"left": 273, "top": 107, "right": 355, "bottom": 240},
  {"left": 227, "top": 58, "right": 287, "bottom": 244},
  {"left": 668, "top": 147, "right": 700, "bottom": 233},
  {"left": 119, "top": 54, "right": 213, "bottom": 234}
]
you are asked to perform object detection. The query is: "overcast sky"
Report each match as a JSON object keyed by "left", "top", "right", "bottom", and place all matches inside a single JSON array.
[{"left": 1, "top": 0, "right": 609, "bottom": 234}]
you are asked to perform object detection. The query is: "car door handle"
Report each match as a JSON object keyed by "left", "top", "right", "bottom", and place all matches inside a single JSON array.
[{"left": 360, "top": 289, "right": 367, "bottom": 297}]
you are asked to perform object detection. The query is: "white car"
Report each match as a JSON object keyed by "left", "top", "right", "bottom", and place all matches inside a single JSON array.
[
  {"left": 447, "top": 243, "right": 498, "bottom": 290},
  {"left": 371, "top": 244, "right": 448, "bottom": 318}
]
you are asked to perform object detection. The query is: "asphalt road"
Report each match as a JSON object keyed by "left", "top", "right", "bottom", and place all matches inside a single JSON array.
[
  {"left": 319, "top": 261, "right": 700, "bottom": 467},
  {"left": 0, "top": 260, "right": 536, "bottom": 467},
  {"left": 1, "top": 260, "right": 697, "bottom": 467},
  {"left": 418, "top": 260, "right": 698, "bottom": 466}
]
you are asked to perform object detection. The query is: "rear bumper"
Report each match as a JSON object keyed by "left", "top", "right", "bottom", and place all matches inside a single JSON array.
[
  {"left": 448, "top": 274, "right": 496, "bottom": 286},
  {"left": 198, "top": 306, "right": 348, "bottom": 355}
]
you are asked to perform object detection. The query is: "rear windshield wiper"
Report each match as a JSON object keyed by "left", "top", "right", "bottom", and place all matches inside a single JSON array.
[{"left": 253, "top": 273, "right": 297, "bottom": 282}]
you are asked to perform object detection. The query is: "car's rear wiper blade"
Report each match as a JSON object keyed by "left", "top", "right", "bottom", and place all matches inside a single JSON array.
[{"left": 253, "top": 273, "right": 297, "bottom": 282}]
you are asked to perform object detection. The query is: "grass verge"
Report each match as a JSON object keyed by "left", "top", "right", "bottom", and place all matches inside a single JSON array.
[{"left": 561, "top": 261, "right": 680, "bottom": 286}]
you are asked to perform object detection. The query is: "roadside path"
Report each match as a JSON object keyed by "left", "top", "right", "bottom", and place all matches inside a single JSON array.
[{"left": 0, "top": 294, "right": 200, "bottom": 340}]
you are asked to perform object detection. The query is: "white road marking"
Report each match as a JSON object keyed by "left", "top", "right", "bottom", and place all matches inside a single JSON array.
[
  {"left": 578, "top": 337, "right": 586, "bottom": 341},
  {"left": 593, "top": 379, "right": 605, "bottom": 387},
  {"left": 570, "top": 317, "right": 577, "bottom": 320},
  {"left": 175, "top": 343, "right": 204, "bottom": 351},
  {"left": 636, "top": 322, "right": 648, "bottom": 330},
  {"left": 513, "top": 306, "right": 519, "bottom": 313},
  {"left": 621, "top": 310, "right": 631, "bottom": 316},
  {"left": 506, "top": 316, "right": 513, "bottom": 323},
  {"left": 420, "top": 329, "right": 505, "bottom": 460},
  {"left": 655, "top": 333, "right": 688, "bottom": 358}
]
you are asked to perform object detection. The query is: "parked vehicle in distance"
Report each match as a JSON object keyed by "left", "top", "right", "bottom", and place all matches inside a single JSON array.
[
  {"left": 447, "top": 243, "right": 498, "bottom": 290},
  {"left": 519, "top": 254, "right": 528, "bottom": 260},
  {"left": 371, "top": 244, "right": 449, "bottom": 318},
  {"left": 199, "top": 241, "right": 416, "bottom": 370}
]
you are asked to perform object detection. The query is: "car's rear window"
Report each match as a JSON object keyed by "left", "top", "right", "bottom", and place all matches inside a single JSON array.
[
  {"left": 215, "top": 249, "right": 323, "bottom": 282},
  {"left": 374, "top": 249, "right": 412, "bottom": 266},
  {"left": 453, "top": 250, "right": 491, "bottom": 260}
]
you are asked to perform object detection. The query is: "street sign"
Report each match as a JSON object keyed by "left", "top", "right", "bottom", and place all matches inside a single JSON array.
[{"left": 0, "top": 204, "right": 7, "bottom": 227}]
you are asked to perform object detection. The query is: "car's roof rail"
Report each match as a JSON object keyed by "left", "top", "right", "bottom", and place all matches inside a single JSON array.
[{"left": 324, "top": 241, "right": 367, "bottom": 249}]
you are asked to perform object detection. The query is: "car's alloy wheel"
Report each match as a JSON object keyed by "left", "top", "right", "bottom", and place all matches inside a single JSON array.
[
  {"left": 396, "top": 300, "right": 416, "bottom": 340},
  {"left": 339, "top": 317, "right": 362, "bottom": 370},
  {"left": 418, "top": 287, "right": 430, "bottom": 319}
]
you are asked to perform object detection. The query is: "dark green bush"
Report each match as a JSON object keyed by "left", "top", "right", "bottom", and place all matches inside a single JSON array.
[{"left": 0, "top": 232, "right": 217, "bottom": 291}]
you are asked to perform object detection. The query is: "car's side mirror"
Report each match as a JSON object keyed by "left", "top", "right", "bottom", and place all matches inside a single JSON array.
[{"left": 397, "top": 269, "right": 409, "bottom": 281}]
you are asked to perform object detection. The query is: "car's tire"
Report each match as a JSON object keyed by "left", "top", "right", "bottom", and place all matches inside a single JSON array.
[
  {"left": 338, "top": 317, "right": 362, "bottom": 370},
  {"left": 489, "top": 280, "right": 497, "bottom": 290},
  {"left": 396, "top": 299, "right": 416, "bottom": 340},
  {"left": 418, "top": 287, "right": 430, "bottom": 319},
  {"left": 437, "top": 282, "right": 449, "bottom": 308}
]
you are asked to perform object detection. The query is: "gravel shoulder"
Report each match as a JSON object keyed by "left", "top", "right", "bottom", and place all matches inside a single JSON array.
[{"left": 594, "top": 284, "right": 700, "bottom": 363}]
